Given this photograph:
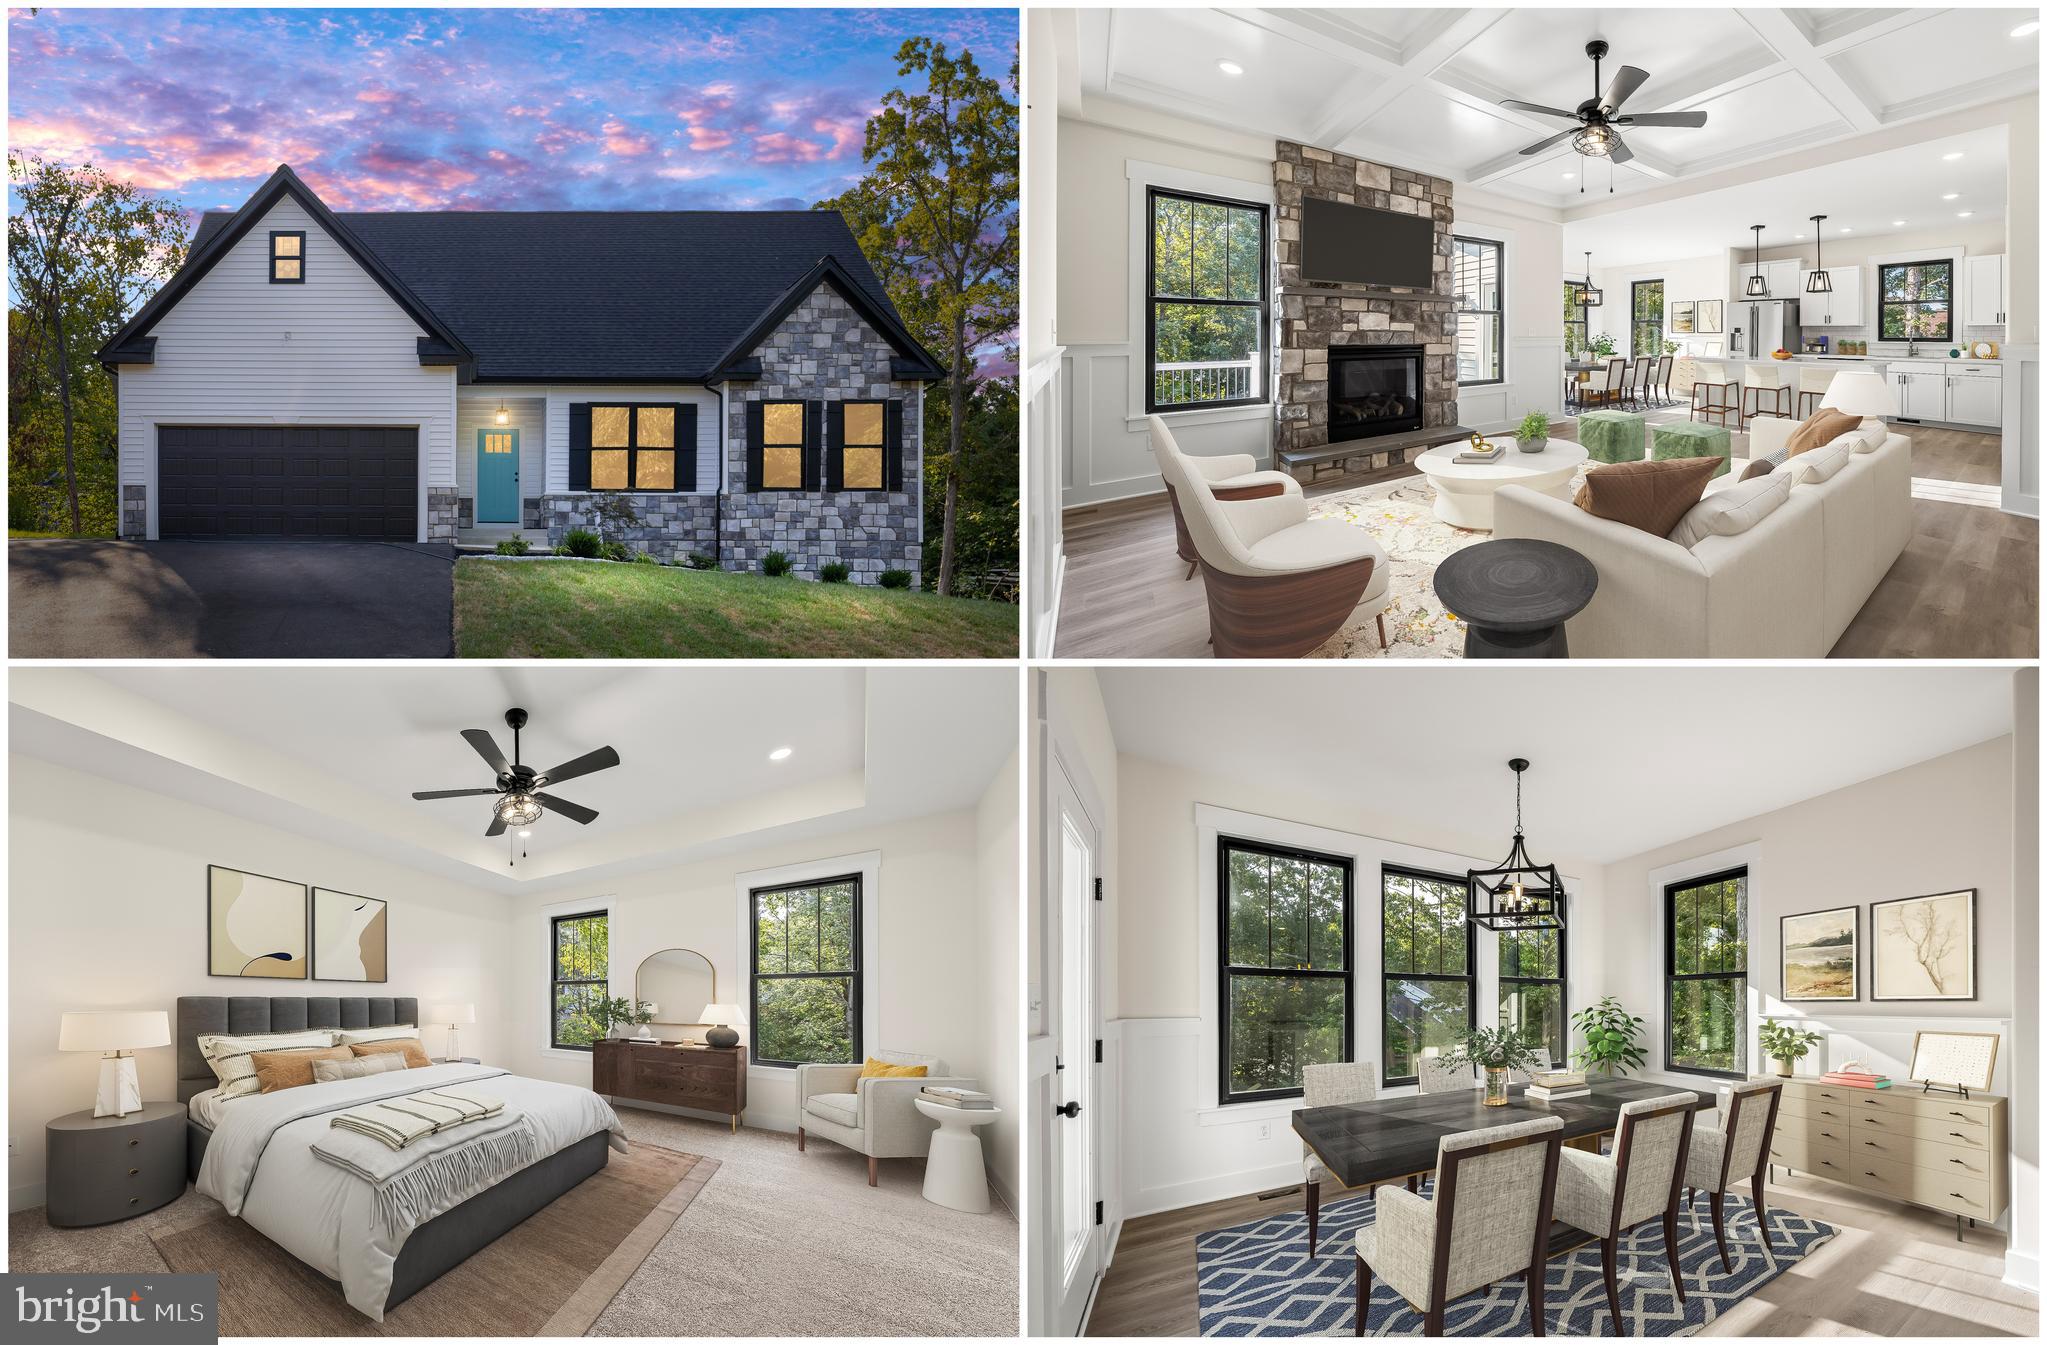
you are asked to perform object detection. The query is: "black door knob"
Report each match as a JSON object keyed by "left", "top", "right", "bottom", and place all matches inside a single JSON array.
[{"left": 1055, "top": 1101, "right": 1082, "bottom": 1119}]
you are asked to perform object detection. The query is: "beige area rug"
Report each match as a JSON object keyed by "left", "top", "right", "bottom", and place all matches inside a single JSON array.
[{"left": 151, "top": 1142, "right": 710, "bottom": 1336}]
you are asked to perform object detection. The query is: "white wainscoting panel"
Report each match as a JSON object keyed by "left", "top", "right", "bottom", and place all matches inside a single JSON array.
[
  {"left": 1028, "top": 345, "right": 1067, "bottom": 657},
  {"left": 2001, "top": 343, "right": 2038, "bottom": 517},
  {"left": 1062, "top": 344, "right": 1273, "bottom": 508}
]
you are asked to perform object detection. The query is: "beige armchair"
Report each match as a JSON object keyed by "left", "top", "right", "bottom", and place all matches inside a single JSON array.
[
  {"left": 1161, "top": 451, "right": 1301, "bottom": 580},
  {"left": 795, "top": 1050, "right": 975, "bottom": 1187},
  {"left": 1150, "top": 416, "right": 1390, "bottom": 658}
]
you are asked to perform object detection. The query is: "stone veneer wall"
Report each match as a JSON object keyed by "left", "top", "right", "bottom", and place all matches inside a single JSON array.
[
  {"left": 542, "top": 494, "right": 718, "bottom": 561},
  {"left": 1273, "top": 141, "right": 1457, "bottom": 471},
  {"left": 121, "top": 485, "right": 146, "bottom": 540},
  {"left": 426, "top": 487, "right": 459, "bottom": 542}
]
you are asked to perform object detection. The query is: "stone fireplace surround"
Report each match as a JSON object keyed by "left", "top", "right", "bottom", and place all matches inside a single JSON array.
[{"left": 1273, "top": 141, "right": 1458, "bottom": 473}]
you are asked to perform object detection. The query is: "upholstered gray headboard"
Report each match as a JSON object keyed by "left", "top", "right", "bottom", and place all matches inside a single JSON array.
[{"left": 175, "top": 996, "right": 419, "bottom": 1102}]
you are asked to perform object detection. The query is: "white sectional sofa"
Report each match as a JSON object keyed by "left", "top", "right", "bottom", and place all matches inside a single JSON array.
[{"left": 1492, "top": 417, "right": 1912, "bottom": 657}]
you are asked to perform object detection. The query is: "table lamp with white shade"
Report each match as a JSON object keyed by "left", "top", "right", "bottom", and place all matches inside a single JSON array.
[
  {"left": 59, "top": 1010, "right": 169, "bottom": 1117},
  {"left": 1818, "top": 368, "right": 1900, "bottom": 421},
  {"left": 702, "top": 1004, "right": 744, "bottom": 1049},
  {"left": 432, "top": 1003, "right": 476, "bottom": 1061}
]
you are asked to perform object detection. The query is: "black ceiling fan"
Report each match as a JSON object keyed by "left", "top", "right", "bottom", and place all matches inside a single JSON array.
[
  {"left": 411, "top": 708, "right": 620, "bottom": 837},
  {"left": 1503, "top": 39, "right": 1708, "bottom": 165}
]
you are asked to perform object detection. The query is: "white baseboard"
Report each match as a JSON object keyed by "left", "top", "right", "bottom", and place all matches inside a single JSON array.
[
  {"left": 10, "top": 1182, "right": 47, "bottom": 1214},
  {"left": 2004, "top": 1248, "right": 2040, "bottom": 1295},
  {"left": 606, "top": 1094, "right": 793, "bottom": 1133},
  {"left": 1127, "top": 1159, "right": 1304, "bottom": 1220}
]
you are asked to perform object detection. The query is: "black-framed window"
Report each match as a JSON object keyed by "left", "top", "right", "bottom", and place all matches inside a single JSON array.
[
  {"left": 758, "top": 400, "right": 808, "bottom": 491},
  {"left": 839, "top": 401, "right": 886, "bottom": 490},
  {"left": 550, "top": 910, "right": 608, "bottom": 1051},
  {"left": 1631, "top": 279, "right": 1664, "bottom": 359},
  {"left": 269, "top": 230, "right": 305, "bottom": 284},
  {"left": 1453, "top": 236, "right": 1503, "bottom": 385},
  {"left": 1218, "top": 837, "right": 1352, "bottom": 1104},
  {"left": 1665, "top": 867, "right": 1748, "bottom": 1078},
  {"left": 1878, "top": 259, "right": 1953, "bottom": 341},
  {"left": 1382, "top": 867, "right": 1474, "bottom": 1087},
  {"left": 588, "top": 404, "right": 684, "bottom": 492},
  {"left": 750, "top": 875, "right": 861, "bottom": 1067},
  {"left": 1563, "top": 281, "right": 1590, "bottom": 360},
  {"left": 1499, "top": 916, "right": 1566, "bottom": 1063},
  {"left": 1147, "top": 187, "right": 1268, "bottom": 413}
]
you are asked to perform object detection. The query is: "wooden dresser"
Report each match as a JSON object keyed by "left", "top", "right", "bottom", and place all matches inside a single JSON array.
[
  {"left": 592, "top": 1039, "right": 747, "bottom": 1131},
  {"left": 1768, "top": 1076, "right": 2007, "bottom": 1238}
]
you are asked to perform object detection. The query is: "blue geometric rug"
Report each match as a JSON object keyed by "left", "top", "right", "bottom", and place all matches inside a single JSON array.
[{"left": 1195, "top": 1182, "right": 1836, "bottom": 1336}]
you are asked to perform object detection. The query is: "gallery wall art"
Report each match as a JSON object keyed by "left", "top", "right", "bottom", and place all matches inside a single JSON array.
[
  {"left": 1781, "top": 905, "right": 1858, "bottom": 1001},
  {"left": 1671, "top": 301, "right": 1696, "bottom": 334},
  {"left": 312, "top": 887, "right": 388, "bottom": 983},
  {"left": 1870, "top": 889, "right": 1976, "bottom": 1000},
  {"left": 207, "top": 864, "right": 308, "bottom": 979},
  {"left": 1696, "top": 299, "right": 1724, "bottom": 334}
]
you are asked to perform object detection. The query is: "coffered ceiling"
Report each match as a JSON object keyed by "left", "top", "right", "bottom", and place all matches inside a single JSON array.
[{"left": 1075, "top": 7, "right": 2039, "bottom": 210}]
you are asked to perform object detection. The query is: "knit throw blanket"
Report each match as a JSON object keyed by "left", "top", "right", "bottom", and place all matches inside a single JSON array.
[
  {"left": 328, "top": 1089, "right": 506, "bottom": 1149},
  {"left": 312, "top": 1094, "right": 535, "bottom": 1238}
]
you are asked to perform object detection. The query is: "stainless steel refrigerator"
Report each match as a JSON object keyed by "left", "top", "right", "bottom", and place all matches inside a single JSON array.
[{"left": 1731, "top": 298, "right": 1801, "bottom": 356}]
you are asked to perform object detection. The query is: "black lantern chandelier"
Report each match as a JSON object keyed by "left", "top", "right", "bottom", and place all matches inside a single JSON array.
[
  {"left": 1467, "top": 758, "right": 1566, "bottom": 931},
  {"left": 1579, "top": 251, "right": 1603, "bottom": 308},
  {"left": 1745, "top": 224, "right": 1768, "bottom": 298},
  {"left": 1805, "top": 214, "right": 1833, "bottom": 294}
]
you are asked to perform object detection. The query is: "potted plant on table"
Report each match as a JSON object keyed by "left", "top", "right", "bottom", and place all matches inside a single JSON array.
[
  {"left": 1570, "top": 996, "right": 1647, "bottom": 1077},
  {"left": 1589, "top": 333, "right": 1619, "bottom": 360},
  {"left": 591, "top": 996, "right": 655, "bottom": 1040},
  {"left": 1758, "top": 1019, "right": 1824, "bottom": 1078},
  {"left": 1514, "top": 410, "right": 1550, "bottom": 453},
  {"left": 1442, "top": 1026, "right": 1544, "bottom": 1106}
]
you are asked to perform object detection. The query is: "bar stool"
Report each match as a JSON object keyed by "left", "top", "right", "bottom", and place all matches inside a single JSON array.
[
  {"left": 1690, "top": 359, "right": 1741, "bottom": 430},
  {"left": 1796, "top": 365, "right": 1836, "bottom": 418},
  {"left": 1742, "top": 361, "right": 1793, "bottom": 422}
]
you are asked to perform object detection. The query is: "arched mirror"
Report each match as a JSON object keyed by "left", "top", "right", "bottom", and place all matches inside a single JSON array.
[{"left": 636, "top": 948, "right": 716, "bottom": 1027}]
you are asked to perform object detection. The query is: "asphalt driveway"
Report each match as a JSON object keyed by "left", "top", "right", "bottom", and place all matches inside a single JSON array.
[{"left": 9, "top": 540, "right": 455, "bottom": 658}]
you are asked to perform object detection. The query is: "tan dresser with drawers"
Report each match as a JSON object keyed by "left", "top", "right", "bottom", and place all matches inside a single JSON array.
[{"left": 1767, "top": 1076, "right": 2007, "bottom": 1239}]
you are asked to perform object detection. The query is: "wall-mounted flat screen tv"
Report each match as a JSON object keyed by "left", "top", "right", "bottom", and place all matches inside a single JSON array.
[{"left": 1300, "top": 197, "right": 1434, "bottom": 289}]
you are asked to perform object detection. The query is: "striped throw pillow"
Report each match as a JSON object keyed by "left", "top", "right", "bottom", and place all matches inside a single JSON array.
[{"left": 198, "top": 1030, "right": 339, "bottom": 1100}]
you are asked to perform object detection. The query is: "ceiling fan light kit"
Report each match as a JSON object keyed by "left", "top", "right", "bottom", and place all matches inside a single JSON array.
[
  {"left": 1805, "top": 214, "right": 1833, "bottom": 293},
  {"left": 410, "top": 707, "right": 622, "bottom": 845},
  {"left": 1501, "top": 38, "right": 1707, "bottom": 196}
]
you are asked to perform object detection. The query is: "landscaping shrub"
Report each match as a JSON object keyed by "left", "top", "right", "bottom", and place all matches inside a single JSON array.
[
  {"left": 632, "top": 551, "right": 658, "bottom": 564},
  {"left": 818, "top": 561, "right": 851, "bottom": 583},
  {"left": 552, "top": 544, "right": 574, "bottom": 557},
  {"left": 879, "top": 569, "right": 913, "bottom": 589},
  {"left": 494, "top": 536, "right": 530, "bottom": 556},
  {"left": 685, "top": 551, "right": 718, "bottom": 570},
  {"left": 761, "top": 551, "right": 792, "bottom": 577},
  {"left": 601, "top": 540, "right": 632, "bottom": 562},
  {"left": 562, "top": 528, "right": 601, "bottom": 558}
]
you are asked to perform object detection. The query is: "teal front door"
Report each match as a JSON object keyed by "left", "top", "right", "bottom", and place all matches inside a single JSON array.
[{"left": 477, "top": 428, "right": 519, "bottom": 523}]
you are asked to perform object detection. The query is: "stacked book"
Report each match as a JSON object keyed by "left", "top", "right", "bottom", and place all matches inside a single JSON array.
[
  {"left": 1818, "top": 1067, "right": 1891, "bottom": 1089},
  {"left": 1452, "top": 440, "right": 1505, "bottom": 464},
  {"left": 1526, "top": 1069, "right": 1589, "bottom": 1102},
  {"left": 920, "top": 1085, "right": 994, "bottom": 1109}
]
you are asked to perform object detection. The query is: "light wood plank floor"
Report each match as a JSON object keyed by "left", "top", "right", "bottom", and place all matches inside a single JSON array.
[
  {"left": 1053, "top": 414, "right": 2036, "bottom": 660},
  {"left": 1086, "top": 1166, "right": 2037, "bottom": 1337}
]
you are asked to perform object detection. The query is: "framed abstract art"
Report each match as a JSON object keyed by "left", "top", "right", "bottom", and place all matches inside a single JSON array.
[
  {"left": 1780, "top": 905, "right": 1857, "bottom": 1001},
  {"left": 1870, "top": 889, "right": 1976, "bottom": 1000},
  {"left": 207, "top": 864, "right": 307, "bottom": 979},
  {"left": 312, "top": 887, "right": 389, "bottom": 982}
]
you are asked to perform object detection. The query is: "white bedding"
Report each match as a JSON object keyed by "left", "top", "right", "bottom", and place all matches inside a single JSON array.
[
  {"left": 194, "top": 1063, "right": 624, "bottom": 1320},
  {"left": 188, "top": 1087, "right": 231, "bottom": 1130}
]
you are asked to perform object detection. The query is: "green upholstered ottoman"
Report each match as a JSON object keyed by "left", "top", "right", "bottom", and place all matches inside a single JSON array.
[
  {"left": 1578, "top": 410, "right": 1645, "bottom": 464},
  {"left": 1652, "top": 421, "right": 1733, "bottom": 478}
]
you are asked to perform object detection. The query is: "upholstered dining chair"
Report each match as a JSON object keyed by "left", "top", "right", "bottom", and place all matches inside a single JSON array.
[
  {"left": 1653, "top": 355, "right": 1676, "bottom": 407},
  {"left": 1508, "top": 1048, "right": 1553, "bottom": 1086},
  {"left": 1682, "top": 1080, "right": 1784, "bottom": 1270},
  {"left": 1627, "top": 356, "right": 1655, "bottom": 410},
  {"left": 1160, "top": 452, "right": 1300, "bottom": 581},
  {"left": 1302, "top": 1061, "right": 1378, "bottom": 1254},
  {"left": 1591, "top": 357, "right": 1627, "bottom": 408},
  {"left": 1416, "top": 1055, "right": 1477, "bottom": 1093},
  {"left": 1553, "top": 1093, "right": 1699, "bottom": 1333},
  {"left": 795, "top": 1049, "right": 977, "bottom": 1187},
  {"left": 1354, "top": 1115, "right": 1565, "bottom": 1336},
  {"left": 1150, "top": 416, "right": 1391, "bottom": 658}
]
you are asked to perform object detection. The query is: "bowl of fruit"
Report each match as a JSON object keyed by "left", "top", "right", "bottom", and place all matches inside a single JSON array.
[{"left": 1770, "top": 348, "right": 1792, "bottom": 360}]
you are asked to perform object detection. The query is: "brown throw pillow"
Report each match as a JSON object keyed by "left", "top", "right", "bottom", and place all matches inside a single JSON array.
[
  {"left": 350, "top": 1037, "right": 431, "bottom": 1069},
  {"left": 1784, "top": 408, "right": 1860, "bottom": 456},
  {"left": 252, "top": 1046, "right": 353, "bottom": 1093},
  {"left": 1741, "top": 458, "right": 1775, "bottom": 482},
  {"left": 1574, "top": 457, "right": 1721, "bottom": 538}
]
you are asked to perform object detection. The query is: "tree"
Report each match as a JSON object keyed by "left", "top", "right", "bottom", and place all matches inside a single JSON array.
[
  {"left": 8, "top": 154, "right": 189, "bottom": 535},
  {"left": 818, "top": 39, "right": 1017, "bottom": 597}
]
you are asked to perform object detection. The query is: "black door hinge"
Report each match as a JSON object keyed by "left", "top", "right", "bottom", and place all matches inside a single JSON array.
[
  {"left": 1094, "top": 877, "right": 1103, "bottom": 902},
  {"left": 1095, "top": 1200, "right": 1104, "bottom": 1226},
  {"left": 1094, "top": 1038, "right": 1103, "bottom": 1064}
]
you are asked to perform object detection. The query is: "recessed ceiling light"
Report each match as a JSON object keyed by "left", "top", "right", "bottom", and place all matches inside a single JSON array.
[
  {"left": 1942, "top": 151, "right": 1965, "bottom": 161},
  {"left": 518, "top": 830, "right": 531, "bottom": 838},
  {"left": 1216, "top": 59, "right": 1244, "bottom": 76},
  {"left": 1958, "top": 210, "right": 1974, "bottom": 218},
  {"left": 1892, "top": 219, "right": 1906, "bottom": 226},
  {"left": 1942, "top": 193, "right": 1960, "bottom": 201},
  {"left": 1840, "top": 226, "right": 1852, "bottom": 233},
  {"left": 1561, "top": 171, "right": 1576, "bottom": 179},
  {"left": 1795, "top": 233, "right": 1806, "bottom": 240},
  {"left": 769, "top": 746, "right": 793, "bottom": 761},
  {"left": 2012, "top": 20, "right": 2041, "bottom": 38}
]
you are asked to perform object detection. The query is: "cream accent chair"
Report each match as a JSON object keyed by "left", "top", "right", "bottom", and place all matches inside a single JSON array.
[
  {"left": 1492, "top": 419, "right": 1910, "bottom": 657},
  {"left": 1161, "top": 451, "right": 1301, "bottom": 580},
  {"left": 1301, "top": 1061, "right": 1377, "bottom": 1255},
  {"left": 1554, "top": 1093, "right": 1699, "bottom": 1332},
  {"left": 796, "top": 1050, "right": 976, "bottom": 1187},
  {"left": 1416, "top": 1055, "right": 1477, "bottom": 1093},
  {"left": 1683, "top": 1080, "right": 1784, "bottom": 1271},
  {"left": 1150, "top": 416, "right": 1391, "bottom": 658}
]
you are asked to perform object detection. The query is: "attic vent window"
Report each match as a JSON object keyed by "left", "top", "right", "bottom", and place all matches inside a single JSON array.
[{"left": 269, "top": 231, "right": 305, "bottom": 284}]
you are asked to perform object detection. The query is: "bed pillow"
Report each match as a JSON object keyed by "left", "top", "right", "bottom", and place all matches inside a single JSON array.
[
  {"left": 198, "top": 1030, "right": 340, "bottom": 1100},
  {"left": 349, "top": 1037, "right": 431, "bottom": 1069},
  {"left": 312, "top": 1053, "right": 413, "bottom": 1084},
  {"left": 252, "top": 1046, "right": 354, "bottom": 1094},
  {"left": 337, "top": 1025, "right": 421, "bottom": 1046}
]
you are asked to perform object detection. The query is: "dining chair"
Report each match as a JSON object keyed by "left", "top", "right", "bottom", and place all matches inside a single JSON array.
[
  {"left": 1354, "top": 1116, "right": 1565, "bottom": 1337},
  {"left": 1507, "top": 1048, "right": 1553, "bottom": 1086},
  {"left": 1595, "top": 357, "right": 1628, "bottom": 408},
  {"left": 1682, "top": 1080, "right": 1784, "bottom": 1271},
  {"left": 1689, "top": 359, "right": 1741, "bottom": 430},
  {"left": 1302, "top": 1061, "right": 1378, "bottom": 1255},
  {"left": 1628, "top": 357, "right": 1655, "bottom": 410},
  {"left": 1653, "top": 355, "right": 1676, "bottom": 407},
  {"left": 1416, "top": 1056, "right": 1477, "bottom": 1093},
  {"left": 1553, "top": 1094, "right": 1699, "bottom": 1333}
]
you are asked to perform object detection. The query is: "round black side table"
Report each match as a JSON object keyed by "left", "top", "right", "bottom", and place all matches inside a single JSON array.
[{"left": 1433, "top": 539, "right": 1597, "bottom": 658}]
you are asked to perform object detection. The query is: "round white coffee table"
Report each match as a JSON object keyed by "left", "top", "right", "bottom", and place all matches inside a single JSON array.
[
  {"left": 1413, "top": 438, "right": 1588, "bottom": 531},
  {"left": 914, "top": 1097, "right": 1001, "bottom": 1213}
]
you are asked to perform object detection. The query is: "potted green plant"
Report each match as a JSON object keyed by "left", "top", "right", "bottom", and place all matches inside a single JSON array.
[
  {"left": 1758, "top": 1019, "right": 1824, "bottom": 1078},
  {"left": 591, "top": 996, "right": 655, "bottom": 1040},
  {"left": 1514, "top": 410, "right": 1550, "bottom": 454},
  {"left": 1441, "top": 1026, "right": 1544, "bottom": 1106},
  {"left": 1571, "top": 996, "right": 1647, "bottom": 1076},
  {"left": 1589, "top": 333, "right": 1619, "bottom": 360}
]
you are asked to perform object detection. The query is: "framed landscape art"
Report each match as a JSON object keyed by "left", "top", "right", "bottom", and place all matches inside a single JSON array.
[
  {"left": 1781, "top": 905, "right": 1857, "bottom": 1001},
  {"left": 1871, "top": 889, "right": 1976, "bottom": 1000},
  {"left": 207, "top": 864, "right": 307, "bottom": 979},
  {"left": 1671, "top": 301, "right": 1696, "bottom": 334},
  {"left": 312, "top": 887, "right": 388, "bottom": 982}
]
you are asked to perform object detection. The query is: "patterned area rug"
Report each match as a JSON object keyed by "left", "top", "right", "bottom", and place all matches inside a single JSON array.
[{"left": 1195, "top": 1184, "right": 1835, "bottom": 1337}]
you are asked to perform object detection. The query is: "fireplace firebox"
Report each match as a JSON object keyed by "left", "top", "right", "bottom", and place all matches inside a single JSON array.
[{"left": 1328, "top": 345, "right": 1425, "bottom": 443}]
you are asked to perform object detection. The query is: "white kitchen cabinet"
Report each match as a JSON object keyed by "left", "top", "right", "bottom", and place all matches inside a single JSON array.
[
  {"left": 1898, "top": 369, "right": 1947, "bottom": 420},
  {"left": 1889, "top": 360, "right": 2003, "bottom": 429},
  {"left": 1751, "top": 258, "right": 1801, "bottom": 299},
  {"left": 1946, "top": 373, "right": 2002, "bottom": 427},
  {"left": 1965, "top": 255, "right": 2008, "bottom": 327},
  {"left": 1799, "top": 265, "right": 1861, "bottom": 326}
]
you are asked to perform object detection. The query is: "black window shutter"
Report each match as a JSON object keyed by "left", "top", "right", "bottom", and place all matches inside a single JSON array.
[
  {"left": 745, "top": 400, "right": 764, "bottom": 491},
  {"left": 884, "top": 399, "right": 906, "bottom": 492},
  {"left": 675, "top": 403, "right": 697, "bottom": 491},
  {"left": 824, "top": 403, "right": 846, "bottom": 492},
  {"left": 802, "top": 400, "right": 825, "bottom": 491},
  {"left": 568, "top": 403, "right": 592, "bottom": 491}
]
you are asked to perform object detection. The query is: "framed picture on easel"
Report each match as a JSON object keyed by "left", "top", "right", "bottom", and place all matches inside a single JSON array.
[{"left": 1908, "top": 1030, "right": 1998, "bottom": 1097}]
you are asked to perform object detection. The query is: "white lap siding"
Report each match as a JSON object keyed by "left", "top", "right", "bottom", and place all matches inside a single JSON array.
[{"left": 115, "top": 197, "right": 456, "bottom": 541}]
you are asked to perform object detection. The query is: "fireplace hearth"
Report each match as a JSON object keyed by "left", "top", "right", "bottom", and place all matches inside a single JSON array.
[{"left": 1328, "top": 345, "right": 1424, "bottom": 443}]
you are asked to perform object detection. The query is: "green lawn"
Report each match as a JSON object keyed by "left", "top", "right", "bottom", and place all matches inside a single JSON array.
[
  {"left": 454, "top": 559, "right": 1020, "bottom": 658},
  {"left": 9, "top": 530, "right": 115, "bottom": 540}
]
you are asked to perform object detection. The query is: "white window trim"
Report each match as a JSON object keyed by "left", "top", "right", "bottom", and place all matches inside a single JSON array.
[
  {"left": 1125, "top": 159, "right": 1277, "bottom": 429},
  {"left": 539, "top": 895, "right": 611, "bottom": 1061},
  {"left": 1646, "top": 841, "right": 1763, "bottom": 1087},
  {"left": 733, "top": 849, "right": 882, "bottom": 1081},
  {"left": 1450, "top": 222, "right": 1513, "bottom": 388}
]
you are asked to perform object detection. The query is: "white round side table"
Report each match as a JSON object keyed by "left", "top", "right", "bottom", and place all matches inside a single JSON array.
[{"left": 914, "top": 1097, "right": 1001, "bottom": 1213}]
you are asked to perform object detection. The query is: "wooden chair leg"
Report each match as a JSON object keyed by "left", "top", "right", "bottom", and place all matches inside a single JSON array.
[
  {"left": 1708, "top": 1190, "right": 1732, "bottom": 1271},
  {"left": 1753, "top": 1167, "right": 1773, "bottom": 1251},
  {"left": 1186, "top": 559, "right": 1197, "bottom": 580},
  {"left": 1375, "top": 612, "right": 1388, "bottom": 651},
  {"left": 1525, "top": 1263, "right": 1546, "bottom": 1338},
  {"left": 1407, "top": 1174, "right": 1419, "bottom": 1194},
  {"left": 1662, "top": 1206, "right": 1687, "bottom": 1304},
  {"left": 1354, "top": 1253, "right": 1371, "bottom": 1336},
  {"left": 797, "top": 1127, "right": 806, "bottom": 1152},
  {"left": 1306, "top": 1178, "right": 1320, "bottom": 1255},
  {"left": 1424, "top": 1302, "right": 1445, "bottom": 1336},
  {"left": 868, "top": 1155, "right": 879, "bottom": 1187},
  {"left": 1600, "top": 1236, "right": 1623, "bottom": 1335}
]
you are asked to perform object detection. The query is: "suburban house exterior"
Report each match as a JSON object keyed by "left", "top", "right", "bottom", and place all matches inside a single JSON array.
[{"left": 97, "top": 164, "right": 944, "bottom": 580}]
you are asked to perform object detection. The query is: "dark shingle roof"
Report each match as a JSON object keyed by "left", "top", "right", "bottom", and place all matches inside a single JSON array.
[{"left": 185, "top": 207, "right": 919, "bottom": 383}]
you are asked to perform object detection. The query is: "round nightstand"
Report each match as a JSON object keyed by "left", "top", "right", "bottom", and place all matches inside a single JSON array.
[
  {"left": 913, "top": 1098, "right": 1001, "bottom": 1214},
  {"left": 46, "top": 1102, "right": 185, "bottom": 1228}
]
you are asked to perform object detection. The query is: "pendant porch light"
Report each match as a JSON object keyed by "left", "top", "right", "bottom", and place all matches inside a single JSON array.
[
  {"left": 1467, "top": 758, "right": 1566, "bottom": 932},
  {"left": 1579, "top": 251, "right": 1603, "bottom": 308},
  {"left": 1804, "top": 215, "right": 1833, "bottom": 293},
  {"left": 1745, "top": 225, "right": 1768, "bottom": 298}
]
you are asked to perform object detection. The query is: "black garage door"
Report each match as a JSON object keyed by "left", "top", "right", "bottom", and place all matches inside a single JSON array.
[{"left": 158, "top": 425, "right": 418, "bottom": 540}]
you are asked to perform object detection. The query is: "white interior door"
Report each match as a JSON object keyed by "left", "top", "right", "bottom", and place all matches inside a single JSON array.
[{"left": 1048, "top": 751, "right": 1102, "bottom": 1335}]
